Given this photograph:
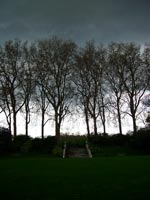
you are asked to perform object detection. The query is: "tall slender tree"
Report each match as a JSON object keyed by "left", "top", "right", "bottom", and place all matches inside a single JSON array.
[
  {"left": 35, "top": 37, "right": 76, "bottom": 137},
  {"left": 0, "top": 40, "right": 26, "bottom": 136},
  {"left": 119, "top": 43, "right": 148, "bottom": 134},
  {"left": 20, "top": 42, "right": 36, "bottom": 136},
  {"left": 106, "top": 43, "right": 126, "bottom": 134},
  {"left": 75, "top": 41, "right": 106, "bottom": 135}
]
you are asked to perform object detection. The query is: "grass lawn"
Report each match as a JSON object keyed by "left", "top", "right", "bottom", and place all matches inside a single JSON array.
[{"left": 0, "top": 156, "right": 150, "bottom": 200}]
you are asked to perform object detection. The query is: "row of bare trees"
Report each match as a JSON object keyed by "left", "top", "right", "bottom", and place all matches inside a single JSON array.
[{"left": 0, "top": 38, "right": 150, "bottom": 138}]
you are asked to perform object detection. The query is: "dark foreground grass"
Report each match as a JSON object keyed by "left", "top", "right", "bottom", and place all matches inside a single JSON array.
[{"left": 0, "top": 156, "right": 150, "bottom": 200}]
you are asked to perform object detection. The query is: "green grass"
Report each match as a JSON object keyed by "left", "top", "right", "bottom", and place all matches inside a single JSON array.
[{"left": 0, "top": 156, "right": 150, "bottom": 200}]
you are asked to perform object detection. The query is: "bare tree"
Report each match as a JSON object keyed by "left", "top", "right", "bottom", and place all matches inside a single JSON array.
[
  {"left": 119, "top": 43, "right": 148, "bottom": 134},
  {"left": 35, "top": 37, "right": 76, "bottom": 138},
  {"left": 98, "top": 83, "right": 109, "bottom": 135},
  {"left": 20, "top": 42, "right": 36, "bottom": 136},
  {"left": 142, "top": 44, "right": 150, "bottom": 87},
  {"left": 0, "top": 47, "right": 12, "bottom": 131},
  {"left": 0, "top": 40, "right": 26, "bottom": 136},
  {"left": 26, "top": 43, "right": 52, "bottom": 139},
  {"left": 75, "top": 42, "right": 106, "bottom": 135},
  {"left": 74, "top": 53, "right": 91, "bottom": 136},
  {"left": 106, "top": 43, "right": 126, "bottom": 134},
  {"left": 36, "top": 88, "right": 51, "bottom": 139},
  {"left": 0, "top": 84, "right": 12, "bottom": 132}
]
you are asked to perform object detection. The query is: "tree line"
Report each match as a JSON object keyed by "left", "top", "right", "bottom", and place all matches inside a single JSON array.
[{"left": 0, "top": 37, "right": 150, "bottom": 138}]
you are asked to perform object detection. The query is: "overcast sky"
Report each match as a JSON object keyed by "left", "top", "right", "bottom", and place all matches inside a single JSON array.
[{"left": 0, "top": 0, "right": 150, "bottom": 45}]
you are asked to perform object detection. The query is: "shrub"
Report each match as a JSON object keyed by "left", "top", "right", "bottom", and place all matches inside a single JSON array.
[
  {"left": 0, "top": 127, "right": 11, "bottom": 141},
  {"left": 11, "top": 135, "right": 31, "bottom": 153},
  {"left": 91, "top": 146, "right": 130, "bottom": 157},
  {"left": 89, "top": 134, "right": 130, "bottom": 147},
  {"left": 130, "top": 129, "right": 150, "bottom": 153},
  {"left": 20, "top": 140, "right": 33, "bottom": 154},
  {"left": 31, "top": 138, "right": 43, "bottom": 153},
  {"left": 31, "top": 136, "right": 57, "bottom": 154},
  {"left": 52, "top": 146, "right": 63, "bottom": 157},
  {"left": 59, "top": 135, "right": 87, "bottom": 148},
  {"left": 0, "top": 127, "right": 12, "bottom": 154},
  {"left": 88, "top": 134, "right": 111, "bottom": 146},
  {"left": 110, "top": 134, "right": 130, "bottom": 146},
  {"left": 43, "top": 136, "right": 57, "bottom": 153}
]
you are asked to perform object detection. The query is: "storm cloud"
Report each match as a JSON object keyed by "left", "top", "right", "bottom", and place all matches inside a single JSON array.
[{"left": 0, "top": 0, "right": 150, "bottom": 44}]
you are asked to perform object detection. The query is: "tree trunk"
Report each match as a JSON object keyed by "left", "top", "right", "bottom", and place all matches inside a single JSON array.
[
  {"left": 25, "top": 100, "right": 31, "bottom": 137},
  {"left": 25, "top": 117, "right": 28, "bottom": 136},
  {"left": 93, "top": 117, "right": 98, "bottom": 136},
  {"left": 84, "top": 107, "right": 90, "bottom": 136},
  {"left": 132, "top": 114, "right": 137, "bottom": 134},
  {"left": 102, "top": 105, "right": 106, "bottom": 135},
  {"left": 117, "top": 100, "right": 122, "bottom": 135},
  {"left": 25, "top": 108, "right": 29, "bottom": 137},
  {"left": 102, "top": 120, "right": 106, "bottom": 135},
  {"left": 55, "top": 122, "right": 61, "bottom": 138},
  {"left": 8, "top": 122, "right": 11, "bottom": 133},
  {"left": 41, "top": 108, "right": 45, "bottom": 140},
  {"left": 55, "top": 112, "right": 61, "bottom": 138},
  {"left": 13, "top": 111, "right": 17, "bottom": 137},
  {"left": 99, "top": 94, "right": 106, "bottom": 135},
  {"left": 130, "top": 98, "right": 137, "bottom": 134}
]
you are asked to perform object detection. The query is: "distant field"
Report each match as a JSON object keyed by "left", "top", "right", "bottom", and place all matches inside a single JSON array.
[{"left": 0, "top": 156, "right": 150, "bottom": 200}]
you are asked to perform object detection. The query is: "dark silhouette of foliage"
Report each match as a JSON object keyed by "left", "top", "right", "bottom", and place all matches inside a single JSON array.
[
  {"left": 31, "top": 136, "right": 57, "bottom": 154},
  {"left": 11, "top": 135, "right": 31, "bottom": 153},
  {"left": 0, "top": 127, "right": 11, "bottom": 154}
]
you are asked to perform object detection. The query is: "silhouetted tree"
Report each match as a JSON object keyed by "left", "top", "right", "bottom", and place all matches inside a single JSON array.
[
  {"left": 106, "top": 43, "right": 126, "bottom": 134},
  {"left": 75, "top": 41, "right": 106, "bottom": 135},
  {"left": 35, "top": 37, "right": 76, "bottom": 137},
  {"left": 0, "top": 38, "right": 149, "bottom": 137},
  {"left": 0, "top": 40, "right": 26, "bottom": 136},
  {"left": 0, "top": 47, "right": 12, "bottom": 131},
  {"left": 119, "top": 43, "right": 148, "bottom": 134},
  {"left": 20, "top": 42, "right": 36, "bottom": 136}
]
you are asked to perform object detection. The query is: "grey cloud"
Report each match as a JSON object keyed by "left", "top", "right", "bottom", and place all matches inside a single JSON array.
[{"left": 0, "top": 0, "right": 150, "bottom": 44}]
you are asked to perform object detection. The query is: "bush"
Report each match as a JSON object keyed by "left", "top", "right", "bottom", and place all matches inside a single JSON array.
[
  {"left": 89, "top": 134, "right": 130, "bottom": 147},
  {"left": 31, "top": 138, "right": 43, "bottom": 153},
  {"left": 43, "top": 136, "right": 57, "bottom": 153},
  {"left": 31, "top": 136, "right": 57, "bottom": 154},
  {"left": 59, "top": 135, "right": 87, "bottom": 148},
  {"left": 88, "top": 134, "right": 111, "bottom": 146},
  {"left": 0, "top": 127, "right": 12, "bottom": 154},
  {"left": 91, "top": 145, "right": 133, "bottom": 157},
  {"left": 129, "top": 129, "right": 150, "bottom": 153},
  {"left": 110, "top": 134, "right": 130, "bottom": 146},
  {"left": 52, "top": 146, "right": 63, "bottom": 157},
  {"left": 89, "top": 130, "right": 150, "bottom": 155},
  {"left": 20, "top": 140, "right": 33, "bottom": 154},
  {"left": 0, "top": 127, "right": 11, "bottom": 141},
  {"left": 11, "top": 135, "right": 31, "bottom": 153}
]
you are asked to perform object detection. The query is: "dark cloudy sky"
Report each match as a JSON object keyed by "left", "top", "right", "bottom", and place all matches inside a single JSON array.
[{"left": 0, "top": 0, "right": 150, "bottom": 44}]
